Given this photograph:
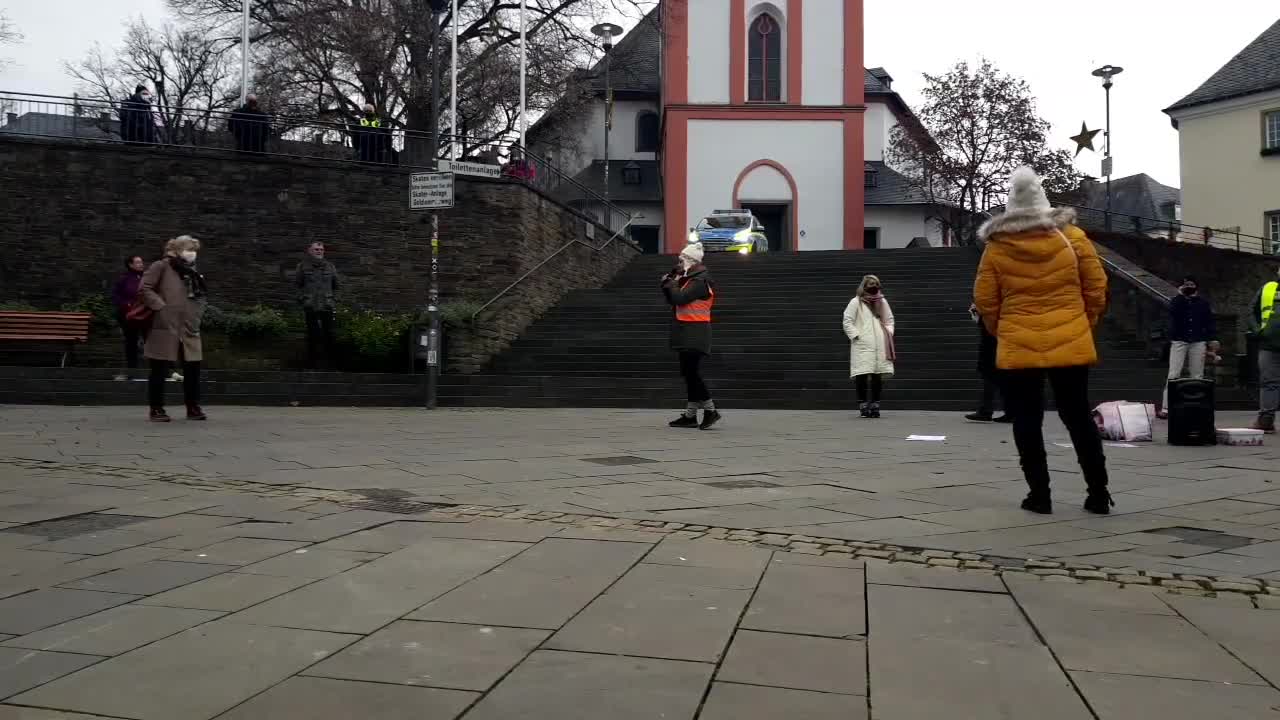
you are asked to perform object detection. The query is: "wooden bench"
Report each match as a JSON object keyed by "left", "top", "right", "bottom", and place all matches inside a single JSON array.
[{"left": 0, "top": 311, "right": 93, "bottom": 367}]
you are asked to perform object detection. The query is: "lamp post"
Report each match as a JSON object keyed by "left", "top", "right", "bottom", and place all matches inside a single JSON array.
[
  {"left": 424, "top": 0, "right": 451, "bottom": 409},
  {"left": 1091, "top": 64, "right": 1123, "bottom": 231},
  {"left": 591, "top": 22, "right": 623, "bottom": 209},
  {"left": 240, "top": 0, "right": 250, "bottom": 103}
]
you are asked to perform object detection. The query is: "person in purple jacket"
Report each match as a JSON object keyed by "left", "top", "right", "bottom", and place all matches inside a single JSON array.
[{"left": 112, "top": 255, "right": 146, "bottom": 379}]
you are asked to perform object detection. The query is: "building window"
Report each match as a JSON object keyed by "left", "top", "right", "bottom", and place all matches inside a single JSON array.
[
  {"left": 1268, "top": 211, "right": 1280, "bottom": 255},
  {"left": 1265, "top": 110, "right": 1280, "bottom": 154},
  {"left": 622, "top": 161, "right": 642, "bottom": 186},
  {"left": 747, "top": 13, "right": 782, "bottom": 102},
  {"left": 635, "top": 112, "right": 659, "bottom": 152}
]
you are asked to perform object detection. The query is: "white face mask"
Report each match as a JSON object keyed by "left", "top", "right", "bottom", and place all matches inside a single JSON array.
[
  {"left": 679, "top": 257, "right": 695, "bottom": 271},
  {"left": 180, "top": 250, "right": 197, "bottom": 263}
]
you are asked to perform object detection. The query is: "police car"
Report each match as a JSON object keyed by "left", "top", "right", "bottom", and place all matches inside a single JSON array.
[{"left": 688, "top": 210, "right": 769, "bottom": 254}]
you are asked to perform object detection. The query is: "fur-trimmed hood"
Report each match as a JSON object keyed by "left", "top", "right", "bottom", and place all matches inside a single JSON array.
[{"left": 978, "top": 207, "right": 1077, "bottom": 242}]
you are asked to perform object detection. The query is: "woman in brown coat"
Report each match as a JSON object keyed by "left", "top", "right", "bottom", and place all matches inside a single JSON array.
[{"left": 140, "top": 235, "right": 208, "bottom": 421}]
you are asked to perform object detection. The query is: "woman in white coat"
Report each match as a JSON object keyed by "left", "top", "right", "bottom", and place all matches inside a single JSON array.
[{"left": 842, "top": 274, "right": 896, "bottom": 417}]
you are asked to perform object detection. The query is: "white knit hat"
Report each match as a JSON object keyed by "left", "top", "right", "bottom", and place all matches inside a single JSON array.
[
  {"left": 679, "top": 244, "right": 704, "bottom": 264},
  {"left": 1005, "top": 166, "right": 1051, "bottom": 214}
]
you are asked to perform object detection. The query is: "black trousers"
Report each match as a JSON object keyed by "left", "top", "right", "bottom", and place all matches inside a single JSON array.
[
  {"left": 117, "top": 311, "right": 140, "bottom": 369},
  {"left": 305, "top": 310, "right": 336, "bottom": 369},
  {"left": 854, "top": 373, "right": 883, "bottom": 403},
  {"left": 1003, "top": 366, "right": 1108, "bottom": 494},
  {"left": 149, "top": 359, "right": 200, "bottom": 410},
  {"left": 977, "top": 374, "right": 1005, "bottom": 415},
  {"left": 679, "top": 350, "right": 711, "bottom": 403}
]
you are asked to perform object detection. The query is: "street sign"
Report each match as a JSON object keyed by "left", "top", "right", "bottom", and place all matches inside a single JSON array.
[
  {"left": 1101, "top": 156, "right": 1113, "bottom": 178},
  {"left": 439, "top": 160, "right": 501, "bottom": 179},
  {"left": 410, "top": 172, "right": 455, "bottom": 210}
]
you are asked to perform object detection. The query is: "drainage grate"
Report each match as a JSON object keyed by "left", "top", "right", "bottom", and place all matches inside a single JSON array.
[
  {"left": 351, "top": 488, "right": 416, "bottom": 501},
  {"left": 706, "top": 478, "right": 780, "bottom": 489},
  {"left": 581, "top": 456, "right": 659, "bottom": 466},
  {"left": 1154, "top": 527, "right": 1255, "bottom": 551},
  {"left": 0, "top": 513, "right": 151, "bottom": 540},
  {"left": 343, "top": 499, "right": 457, "bottom": 515}
]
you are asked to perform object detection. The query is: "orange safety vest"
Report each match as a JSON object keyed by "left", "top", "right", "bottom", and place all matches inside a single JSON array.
[{"left": 674, "top": 277, "right": 715, "bottom": 323}]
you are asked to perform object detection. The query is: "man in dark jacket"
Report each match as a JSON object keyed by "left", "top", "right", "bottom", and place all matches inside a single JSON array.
[
  {"left": 965, "top": 304, "right": 1011, "bottom": 423},
  {"left": 228, "top": 94, "right": 270, "bottom": 153},
  {"left": 296, "top": 242, "right": 340, "bottom": 369},
  {"left": 1250, "top": 267, "right": 1280, "bottom": 432},
  {"left": 1160, "top": 275, "right": 1216, "bottom": 417},
  {"left": 120, "top": 85, "right": 156, "bottom": 145},
  {"left": 662, "top": 244, "right": 720, "bottom": 430}
]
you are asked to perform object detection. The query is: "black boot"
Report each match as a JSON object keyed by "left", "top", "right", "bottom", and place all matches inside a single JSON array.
[
  {"left": 859, "top": 403, "right": 870, "bottom": 418},
  {"left": 1020, "top": 462, "right": 1052, "bottom": 514},
  {"left": 1021, "top": 491, "right": 1052, "bottom": 514},
  {"left": 868, "top": 402, "right": 881, "bottom": 419},
  {"left": 669, "top": 413, "right": 699, "bottom": 428},
  {"left": 1083, "top": 491, "right": 1115, "bottom": 514},
  {"left": 699, "top": 410, "right": 722, "bottom": 430}
]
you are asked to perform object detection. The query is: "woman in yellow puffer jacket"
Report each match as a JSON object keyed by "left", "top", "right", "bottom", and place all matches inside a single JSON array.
[{"left": 974, "top": 167, "right": 1112, "bottom": 516}]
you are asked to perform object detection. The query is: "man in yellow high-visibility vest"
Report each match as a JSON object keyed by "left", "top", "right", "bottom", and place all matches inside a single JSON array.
[{"left": 1250, "top": 267, "right": 1280, "bottom": 433}]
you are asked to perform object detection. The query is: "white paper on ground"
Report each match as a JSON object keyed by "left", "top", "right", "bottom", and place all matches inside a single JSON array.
[
  {"left": 1053, "top": 442, "right": 1073, "bottom": 449},
  {"left": 906, "top": 435, "right": 947, "bottom": 442},
  {"left": 1105, "top": 442, "right": 1139, "bottom": 448}
]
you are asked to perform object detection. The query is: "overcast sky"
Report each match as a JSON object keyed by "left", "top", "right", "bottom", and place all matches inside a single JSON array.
[{"left": 3, "top": 1, "right": 1276, "bottom": 187}]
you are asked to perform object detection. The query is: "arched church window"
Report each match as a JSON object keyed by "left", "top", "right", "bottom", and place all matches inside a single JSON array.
[
  {"left": 748, "top": 13, "right": 782, "bottom": 102},
  {"left": 635, "top": 112, "right": 660, "bottom": 152}
]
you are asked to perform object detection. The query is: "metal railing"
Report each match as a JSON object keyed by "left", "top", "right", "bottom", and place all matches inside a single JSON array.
[
  {"left": 1062, "top": 202, "right": 1275, "bottom": 255},
  {"left": 0, "top": 90, "right": 631, "bottom": 232}
]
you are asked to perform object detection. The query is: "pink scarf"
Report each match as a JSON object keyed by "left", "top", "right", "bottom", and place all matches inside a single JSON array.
[{"left": 861, "top": 295, "right": 896, "bottom": 362}]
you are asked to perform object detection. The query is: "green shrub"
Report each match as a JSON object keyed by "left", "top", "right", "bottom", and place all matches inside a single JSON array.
[
  {"left": 0, "top": 302, "right": 39, "bottom": 312},
  {"left": 60, "top": 295, "right": 116, "bottom": 330},
  {"left": 336, "top": 308, "right": 413, "bottom": 358},
  {"left": 439, "top": 300, "right": 485, "bottom": 328},
  {"left": 204, "top": 304, "right": 289, "bottom": 340}
]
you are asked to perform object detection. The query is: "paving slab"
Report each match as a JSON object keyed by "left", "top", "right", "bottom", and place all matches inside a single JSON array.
[
  {"left": 1072, "top": 671, "right": 1280, "bottom": 720},
  {"left": 717, "top": 629, "right": 866, "bottom": 695},
  {"left": 62, "top": 546, "right": 175, "bottom": 572},
  {"left": 698, "top": 682, "right": 868, "bottom": 720},
  {"left": 306, "top": 620, "right": 547, "bottom": 690},
  {"left": 0, "top": 646, "right": 100, "bottom": 700},
  {"left": 1162, "top": 594, "right": 1280, "bottom": 686},
  {"left": 0, "top": 589, "right": 140, "bottom": 635},
  {"left": 236, "top": 549, "right": 381, "bottom": 579},
  {"left": 214, "top": 676, "right": 477, "bottom": 720},
  {"left": 0, "top": 503, "right": 112, "bottom": 525},
  {"left": 309, "top": 522, "right": 435, "bottom": 552},
  {"left": 60, "top": 561, "right": 235, "bottom": 596},
  {"left": 408, "top": 519, "right": 565, "bottom": 543},
  {"left": 867, "top": 584, "right": 1093, "bottom": 720},
  {"left": 11, "top": 620, "right": 357, "bottom": 720},
  {"left": 100, "top": 498, "right": 224, "bottom": 518},
  {"left": 410, "top": 538, "right": 647, "bottom": 629},
  {"left": 463, "top": 649, "right": 712, "bottom": 720},
  {"left": 2, "top": 603, "right": 221, "bottom": 656},
  {"left": 865, "top": 559, "right": 1006, "bottom": 593},
  {"left": 136, "top": 571, "right": 316, "bottom": 612},
  {"left": 163, "top": 538, "right": 310, "bottom": 565},
  {"left": 741, "top": 561, "right": 865, "bottom": 637},
  {"left": 0, "top": 706, "right": 118, "bottom": 719},
  {"left": 231, "top": 538, "right": 528, "bottom": 633},
  {"left": 24, "top": 530, "right": 168, "bottom": 557},
  {"left": 547, "top": 563, "right": 756, "bottom": 662},
  {"left": 642, "top": 537, "right": 773, "bottom": 572},
  {"left": 0, "top": 550, "right": 88, "bottom": 575}
]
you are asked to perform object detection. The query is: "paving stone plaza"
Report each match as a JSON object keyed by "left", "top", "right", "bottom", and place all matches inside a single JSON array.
[{"left": 0, "top": 405, "right": 1279, "bottom": 718}]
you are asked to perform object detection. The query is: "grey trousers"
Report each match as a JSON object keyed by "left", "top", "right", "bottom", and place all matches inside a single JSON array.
[{"left": 1261, "top": 349, "right": 1280, "bottom": 419}]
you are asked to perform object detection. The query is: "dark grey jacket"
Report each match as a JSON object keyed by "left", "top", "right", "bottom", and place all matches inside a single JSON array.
[
  {"left": 662, "top": 266, "right": 715, "bottom": 354},
  {"left": 296, "top": 258, "right": 339, "bottom": 311}
]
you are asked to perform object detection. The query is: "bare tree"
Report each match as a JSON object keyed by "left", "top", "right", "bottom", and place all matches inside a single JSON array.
[
  {"left": 887, "top": 59, "right": 1083, "bottom": 244},
  {"left": 65, "top": 18, "right": 239, "bottom": 144},
  {"left": 167, "top": 0, "right": 652, "bottom": 160},
  {"left": 0, "top": 11, "right": 22, "bottom": 72}
]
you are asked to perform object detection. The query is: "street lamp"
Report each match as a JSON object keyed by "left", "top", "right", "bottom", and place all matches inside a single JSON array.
[
  {"left": 591, "top": 22, "right": 623, "bottom": 208},
  {"left": 423, "top": 0, "right": 450, "bottom": 409},
  {"left": 1091, "top": 64, "right": 1123, "bottom": 230}
]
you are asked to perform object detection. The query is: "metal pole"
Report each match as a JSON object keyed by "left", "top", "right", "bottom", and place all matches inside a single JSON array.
[
  {"left": 450, "top": 0, "right": 459, "bottom": 161},
  {"left": 1103, "top": 79, "right": 1112, "bottom": 231},
  {"left": 430, "top": 9, "right": 441, "bottom": 171},
  {"left": 518, "top": 0, "right": 527, "bottom": 148},
  {"left": 240, "top": 0, "right": 250, "bottom": 103},
  {"left": 603, "top": 45, "right": 611, "bottom": 206},
  {"left": 426, "top": 212, "right": 441, "bottom": 409}
]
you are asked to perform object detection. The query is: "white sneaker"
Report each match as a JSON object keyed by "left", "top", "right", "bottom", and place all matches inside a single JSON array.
[{"left": 168, "top": 371, "right": 183, "bottom": 382}]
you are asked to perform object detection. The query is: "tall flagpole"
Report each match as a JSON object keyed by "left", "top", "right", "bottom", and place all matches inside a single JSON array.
[
  {"left": 518, "top": 0, "right": 527, "bottom": 149},
  {"left": 240, "top": 0, "right": 250, "bottom": 103},
  {"left": 450, "top": 0, "right": 459, "bottom": 161}
]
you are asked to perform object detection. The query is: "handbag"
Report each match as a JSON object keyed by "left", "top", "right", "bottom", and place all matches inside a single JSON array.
[{"left": 125, "top": 263, "right": 162, "bottom": 328}]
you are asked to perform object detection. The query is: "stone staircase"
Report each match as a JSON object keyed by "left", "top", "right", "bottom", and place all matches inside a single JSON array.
[{"left": 439, "top": 248, "right": 1220, "bottom": 410}]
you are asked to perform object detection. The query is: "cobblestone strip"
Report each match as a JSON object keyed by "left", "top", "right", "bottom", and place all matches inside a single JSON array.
[{"left": 6, "top": 457, "right": 1277, "bottom": 608}]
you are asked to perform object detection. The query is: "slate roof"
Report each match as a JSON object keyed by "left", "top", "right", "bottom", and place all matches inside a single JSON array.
[
  {"left": 0, "top": 112, "right": 120, "bottom": 140},
  {"left": 865, "top": 68, "right": 892, "bottom": 93},
  {"left": 1166, "top": 18, "right": 1280, "bottom": 112},
  {"left": 863, "top": 161, "right": 931, "bottom": 205},
  {"left": 586, "top": 9, "right": 661, "bottom": 96},
  {"left": 1074, "top": 174, "right": 1181, "bottom": 231},
  {"left": 564, "top": 159, "right": 661, "bottom": 204}
]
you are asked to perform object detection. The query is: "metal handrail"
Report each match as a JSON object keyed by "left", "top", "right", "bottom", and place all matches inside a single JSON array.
[
  {"left": 1093, "top": 249, "right": 1172, "bottom": 307},
  {"left": 471, "top": 214, "right": 641, "bottom": 323}
]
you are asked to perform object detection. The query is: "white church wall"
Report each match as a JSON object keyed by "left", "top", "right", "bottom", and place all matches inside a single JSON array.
[
  {"left": 688, "top": 0, "right": 732, "bottom": 104},
  {"left": 802, "top": 0, "right": 844, "bottom": 106}
]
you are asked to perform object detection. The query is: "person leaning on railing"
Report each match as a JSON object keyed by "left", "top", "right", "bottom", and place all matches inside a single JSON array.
[
  {"left": 119, "top": 85, "right": 157, "bottom": 145},
  {"left": 228, "top": 94, "right": 271, "bottom": 154}
]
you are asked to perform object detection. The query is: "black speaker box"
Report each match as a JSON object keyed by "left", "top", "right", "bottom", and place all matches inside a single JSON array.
[{"left": 1167, "top": 378, "right": 1216, "bottom": 446}]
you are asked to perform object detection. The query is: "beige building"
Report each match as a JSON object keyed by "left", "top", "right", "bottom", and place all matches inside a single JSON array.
[{"left": 1165, "top": 18, "right": 1280, "bottom": 254}]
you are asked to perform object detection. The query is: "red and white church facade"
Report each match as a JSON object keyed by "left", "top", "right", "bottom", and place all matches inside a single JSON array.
[{"left": 661, "top": 0, "right": 866, "bottom": 253}]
